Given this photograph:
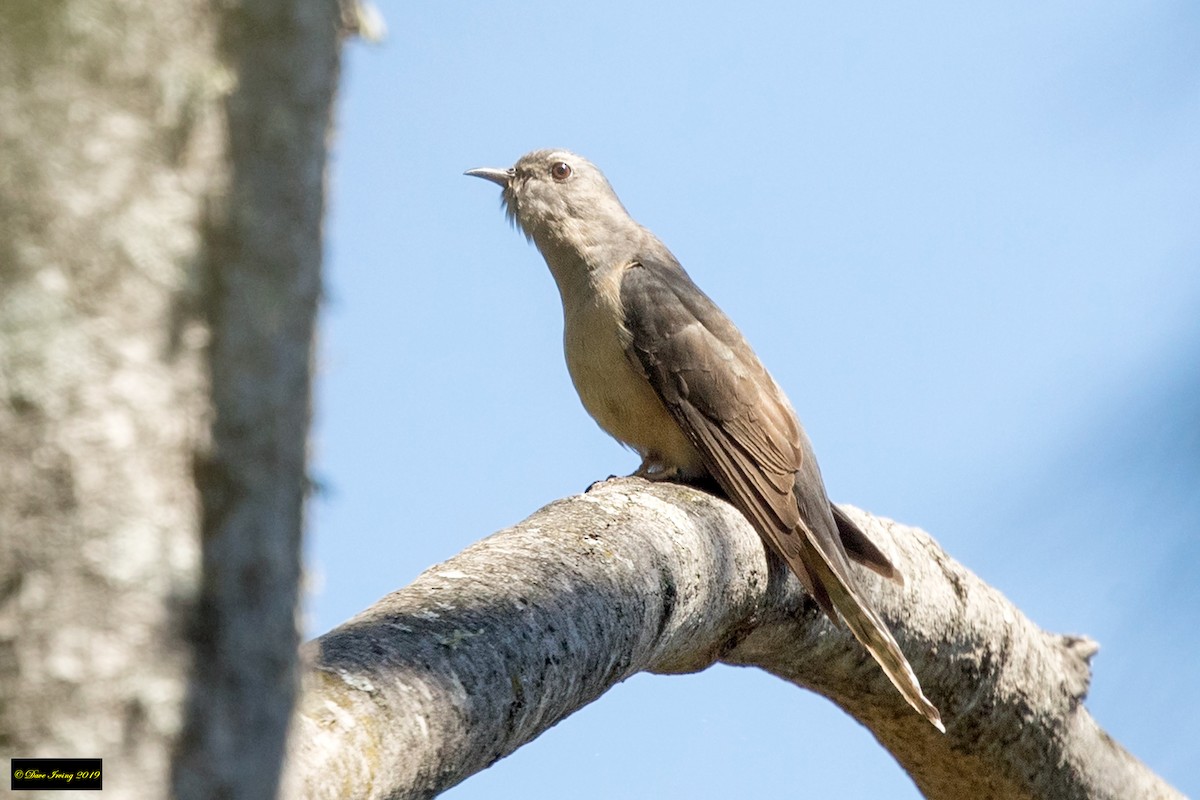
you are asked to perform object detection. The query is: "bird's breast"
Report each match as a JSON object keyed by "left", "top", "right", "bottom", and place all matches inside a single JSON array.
[{"left": 560, "top": 264, "right": 702, "bottom": 472}]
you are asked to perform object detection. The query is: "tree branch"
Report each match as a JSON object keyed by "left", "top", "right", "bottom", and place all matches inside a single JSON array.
[
  {"left": 172, "top": 0, "right": 341, "bottom": 796},
  {"left": 282, "top": 478, "right": 1180, "bottom": 800},
  {"left": 1, "top": 2, "right": 340, "bottom": 796}
]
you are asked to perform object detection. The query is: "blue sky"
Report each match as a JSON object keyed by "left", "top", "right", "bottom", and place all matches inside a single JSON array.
[{"left": 308, "top": 2, "right": 1200, "bottom": 796}]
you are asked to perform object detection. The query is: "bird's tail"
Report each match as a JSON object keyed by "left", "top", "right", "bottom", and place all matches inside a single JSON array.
[
  {"left": 832, "top": 503, "right": 903, "bottom": 584},
  {"left": 789, "top": 520, "right": 945, "bottom": 733}
]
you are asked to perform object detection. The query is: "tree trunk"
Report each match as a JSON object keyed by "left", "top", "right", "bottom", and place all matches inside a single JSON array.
[
  {"left": 0, "top": 1, "right": 339, "bottom": 797},
  {"left": 282, "top": 478, "right": 1182, "bottom": 800}
]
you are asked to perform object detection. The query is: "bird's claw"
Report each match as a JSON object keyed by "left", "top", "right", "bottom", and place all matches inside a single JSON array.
[{"left": 584, "top": 475, "right": 621, "bottom": 493}]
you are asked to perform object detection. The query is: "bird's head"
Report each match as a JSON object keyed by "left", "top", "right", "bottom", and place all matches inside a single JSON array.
[{"left": 465, "top": 149, "right": 631, "bottom": 250}]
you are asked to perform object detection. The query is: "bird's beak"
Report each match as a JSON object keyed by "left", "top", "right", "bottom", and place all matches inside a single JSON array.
[{"left": 464, "top": 167, "right": 513, "bottom": 187}]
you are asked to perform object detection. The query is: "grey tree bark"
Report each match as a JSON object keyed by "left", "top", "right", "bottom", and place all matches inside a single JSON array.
[
  {"left": 282, "top": 478, "right": 1182, "bottom": 800},
  {"left": 0, "top": 1, "right": 339, "bottom": 797}
]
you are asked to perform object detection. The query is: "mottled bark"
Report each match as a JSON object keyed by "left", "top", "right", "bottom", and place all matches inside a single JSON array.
[
  {"left": 172, "top": 0, "right": 339, "bottom": 797},
  {"left": 0, "top": 0, "right": 338, "bottom": 797},
  {"left": 282, "top": 478, "right": 1181, "bottom": 800},
  {"left": 0, "top": 2, "right": 221, "bottom": 796}
]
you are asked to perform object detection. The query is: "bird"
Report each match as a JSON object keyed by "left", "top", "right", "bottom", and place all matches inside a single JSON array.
[{"left": 465, "top": 149, "right": 943, "bottom": 732}]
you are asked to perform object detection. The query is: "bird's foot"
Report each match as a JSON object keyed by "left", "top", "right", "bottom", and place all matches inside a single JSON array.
[
  {"left": 631, "top": 461, "right": 681, "bottom": 482},
  {"left": 584, "top": 475, "right": 621, "bottom": 493}
]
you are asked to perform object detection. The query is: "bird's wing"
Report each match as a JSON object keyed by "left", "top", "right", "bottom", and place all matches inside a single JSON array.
[
  {"left": 619, "top": 256, "right": 843, "bottom": 604},
  {"left": 619, "top": 257, "right": 942, "bottom": 731},
  {"left": 618, "top": 259, "right": 811, "bottom": 572}
]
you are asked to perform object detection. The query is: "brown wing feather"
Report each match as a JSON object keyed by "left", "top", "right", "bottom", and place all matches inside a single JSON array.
[{"left": 620, "top": 257, "right": 942, "bottom": 732}]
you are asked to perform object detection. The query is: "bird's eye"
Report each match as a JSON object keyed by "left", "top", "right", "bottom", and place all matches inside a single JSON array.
[{"left": 550, "top": 162, "right": 572, "bottom": 181}]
